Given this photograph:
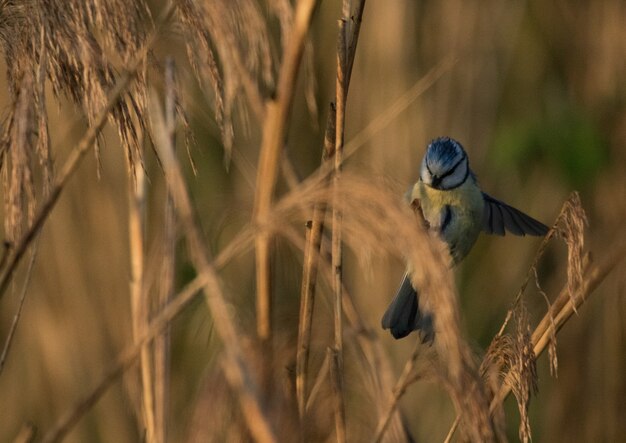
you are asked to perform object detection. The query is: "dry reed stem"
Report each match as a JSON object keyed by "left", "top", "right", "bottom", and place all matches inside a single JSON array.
[
  {"left": 281, "top": 223, "right": 413, "bottom": 441},
  {"left": 305, "top": 349, "right": 330, "bottom": 413},
  {"left": 296, "top": 202, "right": 327, "bottom": 417},
  {"left": 329, "top": 6, "right": 350, "bottom": 440},
  {"left": 149, "top": 91, "right": 277, "bottom": 443},
  {"left": 253, "top": 0, "right": 320, "bottom": 346},
  {"left": 371, "top": 340, "right": 421, "bottom": 443},
  {"left": 0, "top": 239, "right": 38, "bottom": 376},
  {"left": 296, "top": 104, "right": 335, "bottom": 420},
  {"left": 128, "top": 111, "right": 155, "bottom": 442},
  {"left": 329, "top": 347, "right": 347, "bottom": 443},
  {"left": 296, "top": 0, "right": 366, "bottom": 425},
  {"left": 153, "top": 194, "right": 174, "bottom": 443},
  {"left": 11, "top": 423, "right": 36, "bottom": 443},
  {"left": 152, "top": 57, "right": 177, "bottom": 443}
]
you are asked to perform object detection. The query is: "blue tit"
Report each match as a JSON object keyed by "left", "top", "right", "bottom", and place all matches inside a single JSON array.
[{"left": 381, "top": 136, "right": 548, "bottom": 341}]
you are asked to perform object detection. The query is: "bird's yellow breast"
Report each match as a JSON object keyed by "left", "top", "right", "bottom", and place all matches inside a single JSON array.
[{"left": 409, "top": 178, "right": 484, "bottom": 263}]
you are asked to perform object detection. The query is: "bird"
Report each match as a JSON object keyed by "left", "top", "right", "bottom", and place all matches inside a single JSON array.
[{"left": 381, "top": 136, "right": 549, "bottom": 341}]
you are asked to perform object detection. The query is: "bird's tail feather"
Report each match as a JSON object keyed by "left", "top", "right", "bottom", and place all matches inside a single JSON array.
[{"left": 381, "top": 274, "right": 433, "bottom": 342}]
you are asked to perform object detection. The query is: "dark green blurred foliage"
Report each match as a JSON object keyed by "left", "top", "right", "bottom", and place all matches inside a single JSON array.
[{"left": 493, "top": 106, "right": 608, "bottom": 189}]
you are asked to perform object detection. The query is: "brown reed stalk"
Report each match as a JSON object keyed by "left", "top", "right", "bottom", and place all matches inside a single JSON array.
[
  {"left": 152, "top": 57, "right": 177, "bottom": 443},
  {"left": 128, "top": 115, "right": 156, "bottom": 442},
  {"left": 11, "top": 423, "right": 36, "bottom": 443},
  {"left": 296, "top": 0, "right": 367, "bottom": 425},
  {"left": 328, "top": 347, "right": 347, "bottom": 443},
  {"left": 328, "top": 5, "right": 349, "bottom": 441},
  {"left": 295, "top": 105, "right": 336, "bottom": 420},
  {"left": 371, "top": 340, "right": 421, "bottom": 443},
  {"left": 0, "top": 240, "right": 38, "bottom": 376},
  {"left": 253, "top": 0, "right": 321, "bottom": 348},
  {"left": 149, "top": 90, "right": 277, "bottom": 443}
]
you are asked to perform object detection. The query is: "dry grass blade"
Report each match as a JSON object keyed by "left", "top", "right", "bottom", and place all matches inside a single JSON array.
[
  {"left": 371, "top": 340, "right": 421, "bottom": 443},
  {"left": 329, "top": 5, "right": 350, "bottom": 439},
  {"left": 253, "top": 0, "right": 320, "bottom": 353},
  {"left": 149, "top": 90, "right": 277, "bottom": 443},
  {"left": 128, "top": 114, "right": 155, "bottom": 442},
  {"left": 296, "top": 0, "right": 366, "bottom": 426},
  {"left": 11, "top": 423, "right": 36, "bottom": 443},
  {"left": 0, "top": 239, "right": 38, "bottom": 376},
  {"left": 296, "top": 201, "right": 327, "bottom": 417},
  {"left": 329, "top": 347, "right": 347, "bottom": 443},
  {"left": 296, "top": 104, "right": 336, "bottom": 421},
  {"left": 152, "top": 58, "right": 177, "bottom": 443}
]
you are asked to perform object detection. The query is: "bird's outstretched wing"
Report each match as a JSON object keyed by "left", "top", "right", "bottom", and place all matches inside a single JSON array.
[{"left": 482, "top": 192, "right": 549, "bottom": 236}]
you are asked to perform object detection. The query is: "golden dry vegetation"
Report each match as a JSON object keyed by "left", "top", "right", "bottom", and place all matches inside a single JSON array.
[{"left": 0, "top": 1, "right": 625, "bottom": 442}]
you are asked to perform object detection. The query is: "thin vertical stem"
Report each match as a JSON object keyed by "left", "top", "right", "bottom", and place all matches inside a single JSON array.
[
  {"left": 154, "top": 195, "right": 173, "bottom": 443},
  {"left": 296, "top": 104, "right": 336, "bottom": 421},
  {"left": 329, "top": 4, "right": 349, "bottom": 441},
  {"left": 129, "top": 133, "right": 156, "bottom": 442},
  {"left": 332, "top": 17, "right": 346, "bottom": 360},
  {"left": 371, "top": 341, "right": 421, "bottom": 443},
  {"left": 253, "top": 0, "right": 321, "bottom": 346},
  {"left": 329, "top": 347, "right": 347, "bottom": 443},
  {"left": 0, "top": 240, "right": 39, "bottom": 376},
  {"left": 153, "top": 57, "right": 177, "bottom": 443},
  {"left": 296, "top": 0, "right": 367, "bottom": 430}
]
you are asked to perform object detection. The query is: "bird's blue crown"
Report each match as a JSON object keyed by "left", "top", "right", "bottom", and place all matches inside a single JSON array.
[{"left": 424, "top": 137, "right": 466, "bottom": 173}]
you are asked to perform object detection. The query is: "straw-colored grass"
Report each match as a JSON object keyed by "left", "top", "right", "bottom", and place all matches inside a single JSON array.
[{"left": 0, "top": 1, "right": 625, "bottom": 442}]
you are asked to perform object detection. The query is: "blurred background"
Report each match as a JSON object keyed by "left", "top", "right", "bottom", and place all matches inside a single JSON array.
[{"left": 0, "top": 0, "right": 625, "bottom": 442}]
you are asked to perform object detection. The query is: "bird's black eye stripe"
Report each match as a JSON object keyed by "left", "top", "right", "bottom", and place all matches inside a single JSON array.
[{"left": 439, "top": 154, "right": 466, "bottom": 180}]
